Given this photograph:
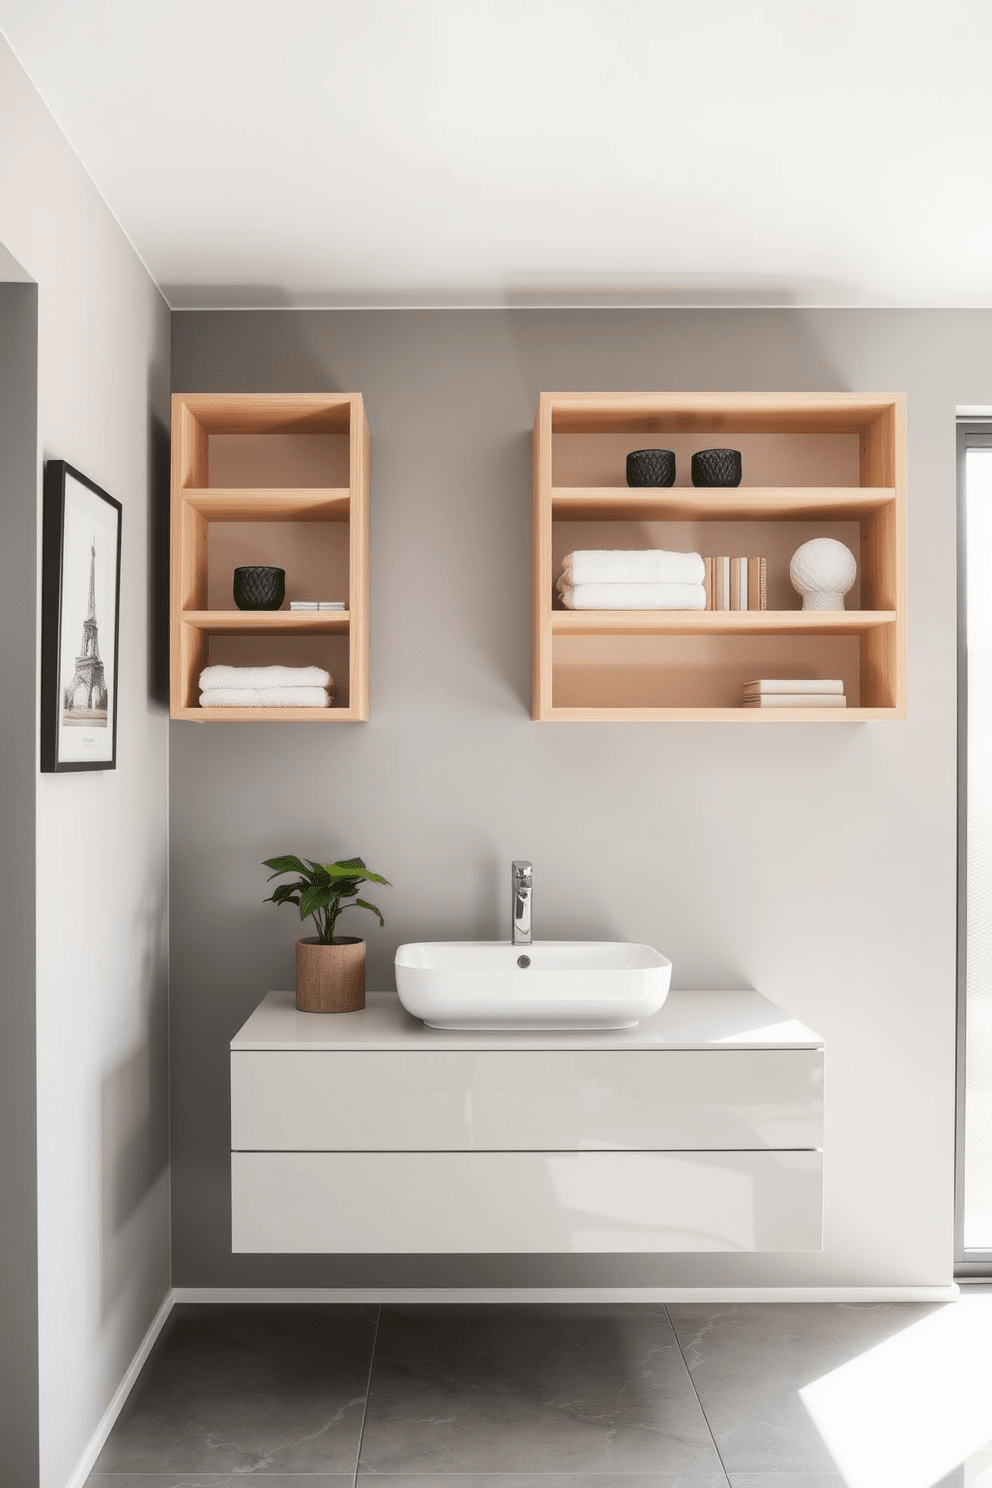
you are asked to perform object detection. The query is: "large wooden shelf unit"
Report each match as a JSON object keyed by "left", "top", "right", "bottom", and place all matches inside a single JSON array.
[
  {"left": 170, "top": 392, "right": 369, "bottom": 722},
  {"left": 532, "top": 390, "right": 907, "bottom": 721}
]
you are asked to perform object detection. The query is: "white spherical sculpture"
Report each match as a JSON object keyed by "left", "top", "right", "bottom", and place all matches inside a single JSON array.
[{"left": 790, "top": 538, "right": 857, "bottom": 611}]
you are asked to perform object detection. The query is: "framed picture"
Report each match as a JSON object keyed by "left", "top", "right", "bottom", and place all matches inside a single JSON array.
[{"left": 41, "top": 460, "right": 122, "bottom": 772}]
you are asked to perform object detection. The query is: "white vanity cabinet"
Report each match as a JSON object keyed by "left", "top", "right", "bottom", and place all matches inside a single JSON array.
[{"left": 230, "top": 989, "right": 823, "bottom": 1254}]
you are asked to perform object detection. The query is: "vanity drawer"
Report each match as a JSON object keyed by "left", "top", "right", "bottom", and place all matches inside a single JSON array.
[
  {"left": 231, "top": 1048, "right": 822, "bottom": 1152},
  {"left": 232, "top": 1148, "right": 823, "bottom": 1253}
]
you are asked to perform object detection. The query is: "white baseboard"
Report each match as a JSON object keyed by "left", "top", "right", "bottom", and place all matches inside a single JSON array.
[
  {"left": 172, "top": 1284, "right": 961, "bottom": 1305},
  {"left": 64, "top": 1288, "right": 175, "bottom": 1488}
]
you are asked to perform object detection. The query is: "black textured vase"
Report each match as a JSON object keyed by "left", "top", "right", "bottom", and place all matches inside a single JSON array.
[
  {"left": 691, "top": 448, "right": 742, "bottom": 487},
  {"left": 233, "top": 565, "right": 286, "bottom": 611},
  {"left": 626, "top": 449, "right": 677, "bottom": 487}
]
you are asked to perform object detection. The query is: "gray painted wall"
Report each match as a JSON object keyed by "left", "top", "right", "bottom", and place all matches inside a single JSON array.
[
  {"left": 0, "top": 278, "right": 40, "bottom": 1485},
  {"left": 1, "top": 35, "right": 172, "bottom": 1488},
  {"left": 171, "top": 307, "right": 968, "bottom": 1289}
]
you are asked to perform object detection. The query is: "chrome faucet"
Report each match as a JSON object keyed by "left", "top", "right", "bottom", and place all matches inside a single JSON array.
[{"left": 511, "top": 860, "right": 532, "bottom": 946}]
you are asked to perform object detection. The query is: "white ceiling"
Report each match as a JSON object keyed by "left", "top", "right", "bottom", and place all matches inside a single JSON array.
[{"left": 2, "top": 0, "right": 991, "bottom": 310}]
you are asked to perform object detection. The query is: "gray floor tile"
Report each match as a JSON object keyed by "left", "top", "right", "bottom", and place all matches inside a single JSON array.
[
  {"left": 728, "top": 1476, "right": 847, "bottom": 1487},
  {"left": 358, "top": 1304, "right": 723, "bottom": 1476},
  {"left": 668, "top": 1302, "right": 940, "bottom": 1474},
  {"left": 90, "top": 1303, "right": 377, "bottom": 1475},
  {"left": 86, "top": 1478, "right": 354, "bottom": 1486},
  {"left": 356, "top": 1476, "right": 729, "bottom": 1486}
]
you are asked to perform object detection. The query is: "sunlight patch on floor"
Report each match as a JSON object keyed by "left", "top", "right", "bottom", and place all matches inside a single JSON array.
[{"left": 799, "top": 1299, "right": 992, "bottom": 1488}]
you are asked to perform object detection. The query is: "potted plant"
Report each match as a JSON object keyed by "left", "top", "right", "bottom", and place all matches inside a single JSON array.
[{"left": 263, "top": 854, "right": 390, "bottom": 1013}]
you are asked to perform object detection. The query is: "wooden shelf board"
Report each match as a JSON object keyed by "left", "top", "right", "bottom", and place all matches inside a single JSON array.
[
  {"left": 545, "top": 391, "right": 901, "bottom": 436},
  {"left": 540, "top": 706, "right": 903, "bottom": 722},
  {"left": 551, "top": 609, "right": 898, "bottom": 638},
  {"left": 180, "top": 610, "right": 350, "bottom": 635},
  {"left": 551, "top": 485, "right": 896, "bottom": 521},
  {"left": 175, "top": 705, "right": 363, "bottom": 723},
  {"left": 177, "top": 393, "right": 354, "bottom": 435},
  {"left": 180, "top": 488, "right": 350, "bottom": 521}
]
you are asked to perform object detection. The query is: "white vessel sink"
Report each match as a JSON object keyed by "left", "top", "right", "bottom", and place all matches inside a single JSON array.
[{"left": 394, "top": 940, "right": 672, "bottom": 1031}]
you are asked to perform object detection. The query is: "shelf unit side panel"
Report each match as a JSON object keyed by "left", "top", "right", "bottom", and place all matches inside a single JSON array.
[
  {"left": 171, "top": 398, "right": 210, "bottom": 716},
  {"left": 175, "top": 621, "right": 209, "bottom": 712},
  {"left": 860, "top": 503, "right": 897, "bottom": 613},
  {"left": 533, "top": 397, "right": 555, "bottom": 719},
  {"left": 348, "top": 398, "right": 370, "bottom": 721},
  {"left": 180, "top": 504, "right": 209, "bottom": 612},
  {"left": 859, "top": 405, "right": 898, "bottom": 488},
  {"left": 174, "top": 397, "right": 209, "bottom": 488},
  {"left": 860, "top": 625, "right": 901, "bottom": 712}
]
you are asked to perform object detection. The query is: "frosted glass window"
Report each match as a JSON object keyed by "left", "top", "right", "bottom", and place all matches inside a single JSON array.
[{"left": 963, "top": 446, "right": 992, "bottom": 1252}]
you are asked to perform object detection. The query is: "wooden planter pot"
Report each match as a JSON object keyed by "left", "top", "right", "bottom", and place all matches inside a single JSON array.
[{"left": 295, "top": 936, "right": 365, "bottom": 1014}]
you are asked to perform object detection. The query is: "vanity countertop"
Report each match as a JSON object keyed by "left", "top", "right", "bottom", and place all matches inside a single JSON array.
[{"left": 232, "top": 988, "right": 823, "bottom": 1053}]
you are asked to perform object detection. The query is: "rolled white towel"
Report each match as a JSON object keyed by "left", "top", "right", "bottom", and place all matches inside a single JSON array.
[
  {"left": 200, "top": 686, "right": 332, "bottom": 708},
  {"left": 562, "top": 549, "right": 705, "bottom": 585},
  {"left": 558, "top": 582, "right": 707, "bottom": 611},
  {"left": 199, "top": 664, "right": 332, "bottom": 690}
]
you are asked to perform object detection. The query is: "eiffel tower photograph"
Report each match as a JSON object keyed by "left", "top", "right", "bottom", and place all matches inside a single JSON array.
[
  {"left": 41, "top": 461, "right": 122, "bottom": 773},
  {"left": 62, "top": 536, "right": 109, "bottom": 726}
]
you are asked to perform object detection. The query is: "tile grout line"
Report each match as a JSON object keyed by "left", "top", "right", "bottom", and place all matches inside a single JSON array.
[
  {"left": 665, "top": 1304, "right": 733, "bottom": 1488},
  {"left": 352, "top": 1300, "right": 382, "bottom": 1485}
]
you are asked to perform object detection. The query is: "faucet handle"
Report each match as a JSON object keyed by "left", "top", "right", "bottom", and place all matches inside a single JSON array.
[{"left": 512, "top": 859, "right": 532, "bottom": 882}]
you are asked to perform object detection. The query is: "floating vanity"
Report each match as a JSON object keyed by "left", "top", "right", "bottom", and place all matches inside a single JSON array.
[{"left": 230, "top": 988, "right": 823, "bottom": 1254}]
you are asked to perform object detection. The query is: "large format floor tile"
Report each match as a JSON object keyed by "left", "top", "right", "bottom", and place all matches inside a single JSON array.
[
  {"left": 90, "top": 1303, "right": 377, "bottom": 1476},
  {"left": 86, "top": 1478, "right": 353, "bottom": 1486},
  {"left": 355, "top": 1476, "right": 730, "bottom": 1486},
  {"left": 668, "top": 1303, "right": 940, "bottom": 1475},
  {"left": 358, "top": 1304, "right": 724, "bottom": 1477},
  {"left": 728, "top": 1476, "right": 848, "bottom": 1487}
]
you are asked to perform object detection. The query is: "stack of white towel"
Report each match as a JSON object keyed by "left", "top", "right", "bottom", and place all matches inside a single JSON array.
[
  {"left": 557, "top": 550, "right": 706, "bottom": 610},
  {"left": 199, "top": 665, "right": 334, "bottom": 708}
]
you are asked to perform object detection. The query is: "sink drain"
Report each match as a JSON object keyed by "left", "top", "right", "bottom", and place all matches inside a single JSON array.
[{"left": 517, "top": 954, "right": 531, "bottom": 968}]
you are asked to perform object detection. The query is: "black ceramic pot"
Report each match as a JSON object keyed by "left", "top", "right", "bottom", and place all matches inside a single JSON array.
[
  {"left": 691, "top": 448, "right": 742, "bottom": 487},
  {"left": 626, "top": 449, "right": 677, "bottom": 487},
  {"left": 233, "top": 565, "right": 286, "bottom": 610}
]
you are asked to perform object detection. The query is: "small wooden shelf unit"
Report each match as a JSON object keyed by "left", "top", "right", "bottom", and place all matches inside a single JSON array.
[
  {"left": 170, "top": 393, "right": 369, "bottom": 722},
  {"left": 532, "top": 391, "right": 907, "bottom": 721}
]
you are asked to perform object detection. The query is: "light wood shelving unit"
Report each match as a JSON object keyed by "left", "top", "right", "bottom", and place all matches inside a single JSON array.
[
  {"left": 171, "top": 392, "right": 369, "bottom": 722},
  {"left": 532, "top": 391, "right": 907, "bottom": 721}
]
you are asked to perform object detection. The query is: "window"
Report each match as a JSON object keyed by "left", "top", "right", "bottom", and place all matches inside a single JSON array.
[{"left": 957, "top": 421, "right": 992, "bottom": 1273}]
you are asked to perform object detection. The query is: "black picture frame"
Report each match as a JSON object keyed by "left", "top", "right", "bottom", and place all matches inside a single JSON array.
[{"left": 41, "top": 460, "right": 122, "bottom": 772}]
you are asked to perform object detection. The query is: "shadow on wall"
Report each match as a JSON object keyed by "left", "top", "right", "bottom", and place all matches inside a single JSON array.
[
  {"left": 148, "top": 412, "right": 170, "bottom": 707},
  {"left": 101, "top": 864, "right": 170, "bottom": 1319}
]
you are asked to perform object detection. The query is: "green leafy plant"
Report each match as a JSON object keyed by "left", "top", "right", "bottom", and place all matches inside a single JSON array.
[{"left": 263, "top": 855, "right": 390, "bottom": 944}]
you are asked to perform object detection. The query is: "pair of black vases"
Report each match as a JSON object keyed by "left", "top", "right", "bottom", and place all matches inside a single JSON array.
[{"left": 626, "top": 447, "right": 742, "bottom": 488}]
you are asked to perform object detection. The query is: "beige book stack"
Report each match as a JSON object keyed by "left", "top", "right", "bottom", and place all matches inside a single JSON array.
[
  {"left": 704, "top": 556, "right": 766, "bottom": 611},
  {"left": 742, "top": 679, "right": 846, "bottom": 708}
]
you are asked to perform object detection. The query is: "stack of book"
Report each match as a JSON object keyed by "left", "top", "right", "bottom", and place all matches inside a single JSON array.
[
  {"left": 704, "top": 556, "right": 766, "bottom": 611},
  {"left": 742, "top": 679, "right": 846, "bottom": 709},
  {"left": 289, "top": 600, "right": 346, "bottom": 612}
]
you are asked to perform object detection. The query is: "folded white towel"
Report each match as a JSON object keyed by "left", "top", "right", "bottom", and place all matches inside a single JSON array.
[
  {"left": 200, "top": 687, "right": 332, "bottom": 708},
  {"left": 562, "top": 550, "right": 705, "bottom": 585},
  {"left": 199, "top": 664, "right": 332, "bottom": 690},
  {"left": 558, "top": 582, "right": 707, "bottom": 610}
]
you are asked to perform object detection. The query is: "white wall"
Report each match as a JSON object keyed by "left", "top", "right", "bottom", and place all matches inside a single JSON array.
[{"left": 0, "top": 35, "right": 170, "bottom": 1488}]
